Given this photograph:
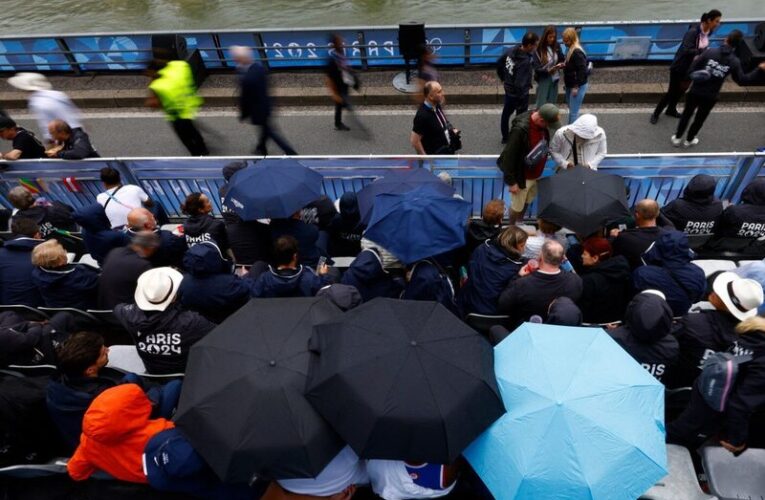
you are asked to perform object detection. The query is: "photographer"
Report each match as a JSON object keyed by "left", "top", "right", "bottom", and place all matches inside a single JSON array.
[{"left": 410, "top": 81, "right": 461, "bottom": 155}]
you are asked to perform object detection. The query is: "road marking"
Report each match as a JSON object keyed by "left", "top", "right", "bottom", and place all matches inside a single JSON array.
[{"left": 8, "top": 105, "right": 765, "bottom": 120}]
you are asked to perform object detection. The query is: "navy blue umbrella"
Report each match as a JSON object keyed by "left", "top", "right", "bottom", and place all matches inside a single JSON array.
[
  {"left": 223, "top": 159, "right": 323, "bottom": 220},
  {"left": 356, "top": 168, "right": 455, "bottom": 224},
  {"left": 363, "top": 189, "right": 471, "bottom": 264}
]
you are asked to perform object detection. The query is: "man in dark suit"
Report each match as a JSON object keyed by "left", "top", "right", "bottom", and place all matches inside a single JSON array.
[{"left": 231, "top": 45, "right": 297, "bottom": 156}]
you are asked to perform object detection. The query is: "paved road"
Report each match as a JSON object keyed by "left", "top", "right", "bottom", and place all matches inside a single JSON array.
[{"left": 9, "top": 104, "right": 765, "bottom": 158}]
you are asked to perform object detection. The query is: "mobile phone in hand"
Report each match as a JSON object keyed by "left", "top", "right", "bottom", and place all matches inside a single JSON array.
[{"left": 316, "top": 256, "right": 327, "bottom": 273}]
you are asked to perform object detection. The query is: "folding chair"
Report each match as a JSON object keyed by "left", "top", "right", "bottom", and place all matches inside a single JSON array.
[
  {"left": 640, "top": 444, "right": 717, "bottom": 499},
  {"left": 106, "top": 345, "right": 183, "bottom": 379},
  {"left": 465, "top": 313, "right": 511, "bottom": 336},
  {"left": 0, "top": 305, "right": 49, "bottom": 321},
  {"left": 691, "top": 260, "right": 737, "bottom": 278},
  {"left": 701, "top": 446, "right": 765, "bottom": 500},
  {"left": 38, "top": 307, "right": 97, "bottom": 324}
]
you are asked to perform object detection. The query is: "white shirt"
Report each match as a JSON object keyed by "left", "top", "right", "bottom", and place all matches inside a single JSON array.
[
  {"left": 28, "top": 90, "right": 83, "bottom": 141},
  {"left": 96, "top": 184, "right": 149, "bottom": 229}
]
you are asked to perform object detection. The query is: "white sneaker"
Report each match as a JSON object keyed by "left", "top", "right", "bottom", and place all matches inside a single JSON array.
[
  {"left": 684, "top": 138, "right": 700, "bottom": 148},
  {"left": 671, "top": 135, "right": 683, "bottom": 147}
]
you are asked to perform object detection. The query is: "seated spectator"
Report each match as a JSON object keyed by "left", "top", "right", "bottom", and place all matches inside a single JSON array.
[
  {"left": 8, "top": 186, "right": 77, "bottom": 237},
  {"left": 270, "top": 210, "right": 324, "bottom": 268},
  {"left": 464, "top": 199, "right": 504, "bottom": 257},
  {"left": 46, "top": 332, "right": 117, "bottom": 451},
  {"left": 340, "top": 240, "right": 405, "bottom": 302},
  {"left": 612, "top": 199, "right": 665, "bottom": 269},
  {"left": 577, "top": 237, "right": 631, "bottom": 324},
  {"left": 0, "top": 310, "right": 59, "bottom": 367},
  {"left": 72, "top": 203, "right": 129, "bottom": 265},
  {"left": 402, "top": 258, "right": 457, "bottom": 313},
  {"left": 367, "top": 460, "right": 459, "bottom": 500},
  {"left": 251, "top": 236, "right": 332, "bottom": 298},
  {"left": 0, "top": 115, "right": 45, "bottom": 159},
  {"left": 114, "top": 267, "right": 216, "bottom": 375},
  {"left": 316, "top": 284, "right": 363, "bottom": 311},
  {"left": 458, "top": 226, "right": 527, "bottom": 316},
  {"left": 31, "top": 239, "right": 99, "bottom": 310},
  {"left": 665, "top": 272, "right": 764, "bottom": 388},
  {"left": 522, "top": 218, "right": 568, "bottom": 260},
  {"left": 717, "top": 178, "right": 765, "bottom": 239},
  {"left": 179, "top": 241, "right": 252, "bottom": 323},
  {"left": 607, "top": 290, "right": 678, "bottom": 383},
  {"left": 707, "top": 178, "right": 765, "bottom": 255},
  {"left": 550, "top": 113, "right": 607, "bottom": 170},
  {"left": 632, "top": 231, "right": 706, "bottom": 317},
  {"left": 143, "top": 428, "right": 253, "bottom": 499},
  {"left": 266, "top": 446, "right": 367, "bottom": 500},
  {"left": 547, "top": 297, "right": 583, "bottom": 326},
  {"left": 182, "top": 192, "right": 229, "bottom": 254},
  {"left": 126, "top": 207, "right": 186, "bottom": 268},
  {"left": 0, "top": 218, "right": 44, "bottom": 306},
  {"left": 98, "top": 231, "right": 158, "bottom": 310},
  {"left": 45, "top": 119, "right": 99, "bottom": 159},
  {"left": 661, "top": 174, "right": 723, "bottom": 235},
  {"left": 67, "top": 384, "right": 175, "bottom": 483},
  {"left": 96, "top": 167, "right": 151, "bottom": 229},
  {"left": 327, "top": 192, "right": 365, "bottom": 258},
  {"left": 668, "top": 315, "right": 765, "bottom": 452},
  {"left": 498, "top": 240, "right": 583, "bottom": 327},
  {"left": 301, "top": 195, "right": 338, "bottom": 230},
  {"left": 47, "top": 331, "right": 182, "bottom": 453}
]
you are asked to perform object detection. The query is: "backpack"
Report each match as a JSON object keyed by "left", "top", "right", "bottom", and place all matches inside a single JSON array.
[{"left": 698, "top": 352, "right": 752, "bottom": 412}]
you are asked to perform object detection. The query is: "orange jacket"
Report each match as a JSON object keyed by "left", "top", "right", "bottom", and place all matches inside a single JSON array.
[{"left": 67, "top": 383, "right": 175, "bottom": 483}]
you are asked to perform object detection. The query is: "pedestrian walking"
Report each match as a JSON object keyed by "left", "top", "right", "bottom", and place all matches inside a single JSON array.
[
  {"left": 497, "top": 103, "right": 561, "bottom": 223},
  {"left": 671, "top": 30, "right": 765, "bottom": 148},
  {"left": 497, "top": 31, "right": 539, "bottom": 143},
  {"left": 326, "top": 34, "right": 358, "bottom": 132},
  {"left": 7, "top": 72, "right": 83, "bottom": 144},
  {"left": 410, "top": 81, "right": 461, "bottom": 155},
  {"left": 146, "top": 59, "right": 209, "bottom": 156},
  {"left": 562, "top": 28, "right": 589, "bottom": 124},
  {"left": 533, "top": 26, "right": 565, "bottom": 108},
  {"left": 230, "top": 45, "right": 297, "bottom": 156},
  {"left": 651, "top": 10, "right": 722, "bottom": 124}
]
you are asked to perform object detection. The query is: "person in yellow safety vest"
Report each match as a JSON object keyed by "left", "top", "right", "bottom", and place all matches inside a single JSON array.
[{"left": 146, "top": 60, "right": 209, "bottom": 156}]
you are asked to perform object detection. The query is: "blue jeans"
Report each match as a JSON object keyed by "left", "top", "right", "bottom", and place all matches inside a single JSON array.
[
  {"left": 565, "top": 83, "right": 588, "bottom": 124},
  {"left": 500, "top": 92, "right": 529, "bottom": 141}
]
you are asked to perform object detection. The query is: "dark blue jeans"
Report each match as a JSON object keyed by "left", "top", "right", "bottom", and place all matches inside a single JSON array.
[{"left": 500, "top": 93, "right": 529, "bottom": 141}]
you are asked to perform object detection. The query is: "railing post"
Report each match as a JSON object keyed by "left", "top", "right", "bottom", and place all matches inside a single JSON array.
[
  {"left": 254, "top": 33, "right": 269, "bottom": 70},
  {"left": 55, "top": 37, "right": 81, "bottom": 75},
  {"left": 212, "top": 33, "right": 227, "bottom": 68},
  {"left": 463, "top": 28, "right": 471, "bottom": 68},
  {"left": 357, "top": 31, "right": 368, "bottom": 70}
]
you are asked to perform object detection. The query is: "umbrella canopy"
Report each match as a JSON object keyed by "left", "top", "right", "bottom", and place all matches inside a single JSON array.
[
  {"left": 223, "top": 159, "right": 324, "bottom": 220},
  {"left": 362, "top": 189, "right": 471, "bottom": 264},
  {"left": 174, "top": 297, "right": 345, "bottom": 483},
  {"left": 306, "top": 298, "right": 504, "bottom": 463},
  {"left": 537, "top": 166, "right": 630, "bottom": 236},
  {"left": 356, "top": 168, "right": 455, "bottom": 224},
  {"left": 464, "top": 323, "right": 666, "bottom": 500}
]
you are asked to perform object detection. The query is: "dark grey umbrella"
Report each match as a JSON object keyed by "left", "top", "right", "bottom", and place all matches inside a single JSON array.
[
  {"left": 537, "top": 166, "right": 631, "bottom": 236},
  {"left": 306, "top": 298, "right": 505, "bottom": 463},
  {"left": 174, "top": 297, "right": 344, "bottom": 483}
]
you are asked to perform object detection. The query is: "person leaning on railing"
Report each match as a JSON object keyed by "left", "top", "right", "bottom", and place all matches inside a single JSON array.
[
  {"left": 0, "top": 115, "right": 46, "bottom": 160},
  {"left": 45, "top": 119, "right": 100, "bottom": 160}
]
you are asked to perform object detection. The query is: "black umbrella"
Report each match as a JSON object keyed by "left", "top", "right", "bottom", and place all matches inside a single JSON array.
[
  {"left": 174, "top": 297, "right": 344, "bottom": 483},
  {"left": 537, "top": 166, "right": 631, "bottom": 236},
  {"left": 305, "top": 298, "right": 505, "bottom": 463}
]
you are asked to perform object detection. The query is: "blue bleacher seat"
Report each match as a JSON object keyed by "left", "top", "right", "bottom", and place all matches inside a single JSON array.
[{"left": 701, "top": 446, "right": 765, "bottom": 500}]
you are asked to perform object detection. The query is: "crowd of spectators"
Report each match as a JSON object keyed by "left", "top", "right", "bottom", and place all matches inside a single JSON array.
[{"left": 2, "top": 164, "right": 765, "bottom": 498}]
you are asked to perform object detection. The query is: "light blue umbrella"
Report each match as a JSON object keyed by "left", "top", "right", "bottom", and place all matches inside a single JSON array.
[{"left": 464, "top": 323, "right": 666, "bottom": 500}]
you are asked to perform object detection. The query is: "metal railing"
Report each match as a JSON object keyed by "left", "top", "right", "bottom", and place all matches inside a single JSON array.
[
  {"left": 1, "top": 153, "right": 763, "bottom": 220},
  {"left": 0, "top": 19, "right": 762, "bottom": 73}
]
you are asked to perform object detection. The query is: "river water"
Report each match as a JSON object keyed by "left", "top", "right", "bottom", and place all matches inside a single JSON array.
[{"left": 2, "top": 0, "right": 763, "bottom": 35}]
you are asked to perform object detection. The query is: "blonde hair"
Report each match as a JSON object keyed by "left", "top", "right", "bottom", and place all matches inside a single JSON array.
[
  {"left": 563, "top": 28, "right": 585, "bottom": 62},
  {"left": 31, "top": 239, "right": 67, "bottom": 268},
  {"left": 735, "top": 316, "right": 765, "bottom": 335}
]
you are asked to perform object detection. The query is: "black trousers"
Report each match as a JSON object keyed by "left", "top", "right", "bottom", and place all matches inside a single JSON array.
[
  {"left": 334, "top": 89, "right": 351, "bottom": 126},
  {"left": 667, "top": 383, "right": 722, "bottom": 449},
  {"left": 171, "top": 119, "right": 209, "bottom": 156},
  {"left": 675, "top": 92, "right": 717, "bottom": 141},
  {"left": 255, "top": 120, "right": 298, "bottom": 156},
  {"left": 654, "top": 71, "right": 688, "bottom": 116}
]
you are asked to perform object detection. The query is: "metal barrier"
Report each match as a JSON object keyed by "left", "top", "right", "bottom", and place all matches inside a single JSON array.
[
  {"left": 1, "top": 154, "right": 764, "bottom": 221},
  {"left": 0, "top": 19, "right": 762, "bottom": 72}
]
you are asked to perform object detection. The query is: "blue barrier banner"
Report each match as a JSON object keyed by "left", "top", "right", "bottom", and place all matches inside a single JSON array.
[
  {"left": 64, "top": 35, "right": 150, "bottom": 70},
  {"left": 0, "top": 38, "right": 71, "bottom": 72},
  {"left": 260, "top": 30, "right": 356, "bottom": 68},
  {"left": 218, "top": 33, "right": 258, "bottom": 67},
  {"left": 183, "top": 34, "right": 223, "bottom": 68},
  {"left": 1, "top": 155, "right": 762, "bottom": 219}
]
